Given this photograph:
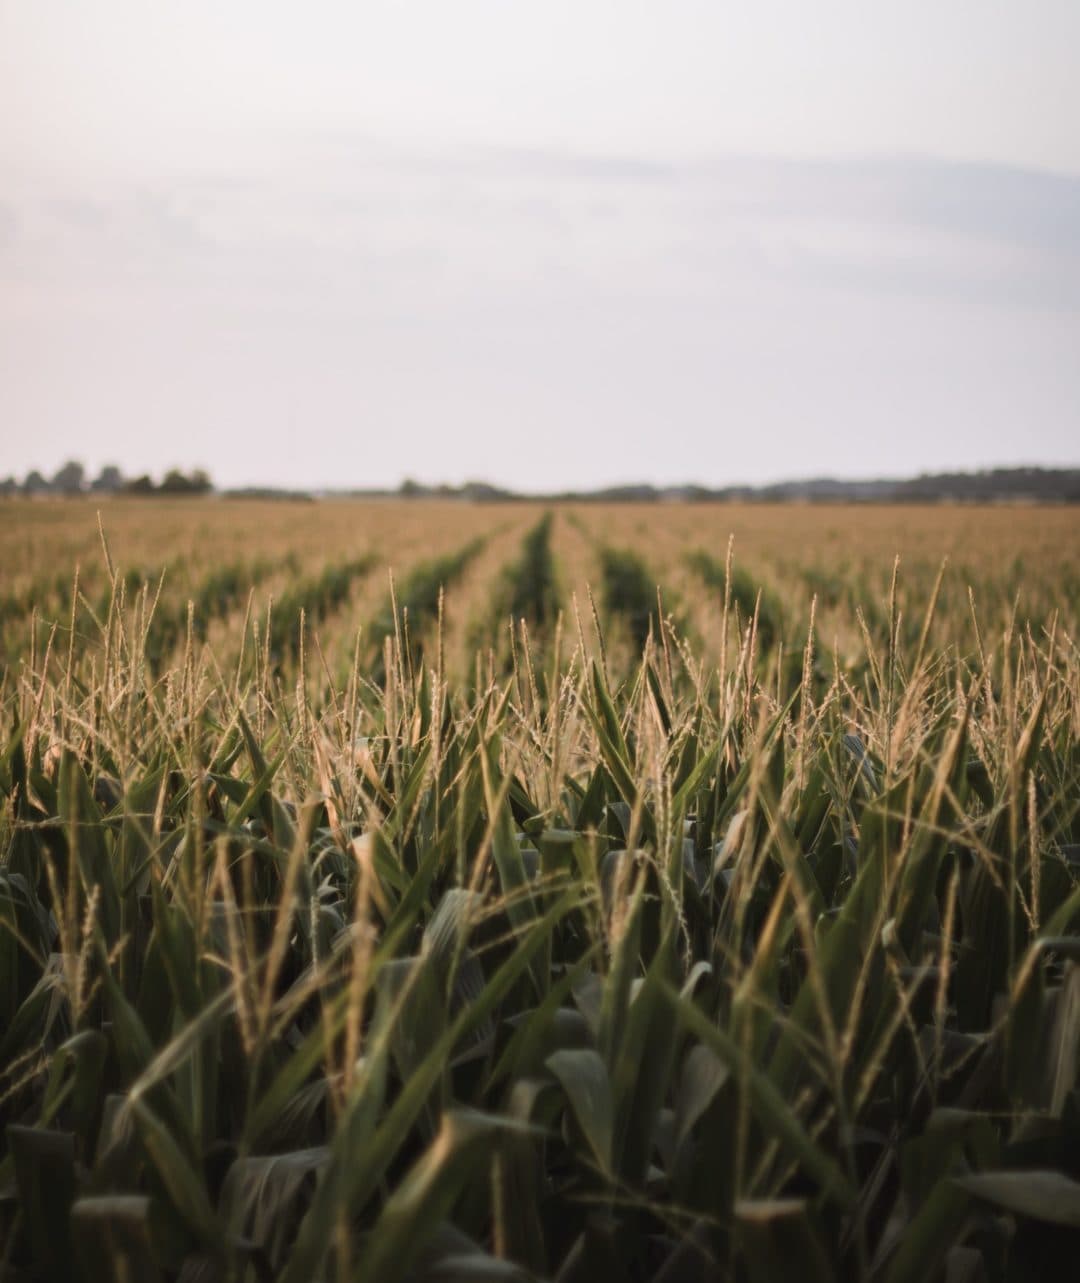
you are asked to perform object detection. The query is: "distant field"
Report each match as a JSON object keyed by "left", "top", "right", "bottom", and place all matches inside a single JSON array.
[
  {"left": 2, "top": 496, "right": 1079, "bottom": 1281},
  {"left": 2, "top": 497, "right": 1077, "bottom": 679}
]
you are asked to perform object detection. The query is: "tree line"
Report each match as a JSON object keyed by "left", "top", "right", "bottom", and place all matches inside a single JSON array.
[{"left": 0, "top": 461, "right": 213, "bottom": 497}]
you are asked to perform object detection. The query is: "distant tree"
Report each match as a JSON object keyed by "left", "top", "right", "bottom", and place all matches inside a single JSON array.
[
  {"left": 124, "top": 474, "right": 155, "bottom": 495},
  {"left": 22, "top": 469, "right": 49, "bottom": 495},
  {"left": 90, "top": 464, "right": 124, "bottom": 493},
  {"left": 461, "top": 480, "right": 514, "bottom": 502},
  {"left": 52, "top": 460, "right": 85, "bottom": 494},
  {"left": 0, "top": 476, "right": 16, "bottom": 497},
  {"left": 399, "top": 478, "right": 425, "bottom": 498},
  {"left": 159, "top": 468, "right": 213, "bottom": 495}
]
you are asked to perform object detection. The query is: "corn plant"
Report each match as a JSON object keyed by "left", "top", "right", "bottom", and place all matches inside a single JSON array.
[{"left": 0, "top": 514, "right": 1078, "bottom": 1281}]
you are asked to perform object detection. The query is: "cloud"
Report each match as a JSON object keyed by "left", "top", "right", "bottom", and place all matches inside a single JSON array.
[
  {"left": 307, "top": 136, "right": 1080, "bottom": 258},
  {"left": 3, "top": 143, "right": 1075, "bottom": 315},
  {"left": 1, "top": 140, "right": 1077, "bottom": 490},
  {"left": 881, "top": 157, "right": 1080, "bottom": 255},
  {"left": 313, "top": 133, "right": 680, "bottom": 183}
]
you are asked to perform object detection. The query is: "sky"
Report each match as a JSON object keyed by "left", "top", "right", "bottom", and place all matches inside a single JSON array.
[{"left": 1, "top": 2, "right": 1079, "bottom": 491}]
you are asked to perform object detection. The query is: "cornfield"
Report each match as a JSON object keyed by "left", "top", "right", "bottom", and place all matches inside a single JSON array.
[{"left": 1, "top": 497, "right": 1079, "bottom": 1281}]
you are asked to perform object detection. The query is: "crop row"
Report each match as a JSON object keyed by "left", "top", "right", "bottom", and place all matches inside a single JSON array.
[{"left": 0, "top": 530, "right": 1078, "bottom": 1279}]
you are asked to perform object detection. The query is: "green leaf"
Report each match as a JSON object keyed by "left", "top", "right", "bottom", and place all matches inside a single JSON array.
[
  {"left": 40, "top": 1029, "right": 107, "bottom": 1139},
  {"left": 280, "top": 890, "right": 575, "bottom": 1283},
  {"left": 8, "top": 1125, "right": 76, "bottom": 1282},
  {"left": 882, "top": 1178, "right": 971, "bottom": 1283},
  {"left": 735, "top": 1199, "right": 835, "bottom": 1283},
  {"left": 221, "top": 1147, "right": 330, "bottom": 1274},
  {"left": 546, "top": 1048, "right": 615, "bottom": 1174},
  {"left": 954, "top": 1169, "right": 1080, "bottom": 1229},
  {"left": 664, "top": 983, "right": 856, "bottom": 1207},
  {"left": 674, "top": 1043, "right": 730, "bottom": 1153},
  {"left": 129, "top": 1098, "right": 224, "bottom": 1253},
  {"left": 357, "top": 1110, "right": 536, "bottom": 1283},
  {"left": 71, "top": 1196, "right": 164, "bottom": 1283}
]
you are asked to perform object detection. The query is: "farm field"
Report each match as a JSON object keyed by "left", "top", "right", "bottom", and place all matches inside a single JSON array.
[
  {"left": 3, "top": 497, "right": 1078, "bottom": 677},
  {"left": 1, "top": 496, "right": 1080, "bottom": 1281}
]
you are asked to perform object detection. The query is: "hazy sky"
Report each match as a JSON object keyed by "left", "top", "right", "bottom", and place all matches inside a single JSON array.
[{"left": 2, "top": 2, "right": 1079, "bottom": 490}]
